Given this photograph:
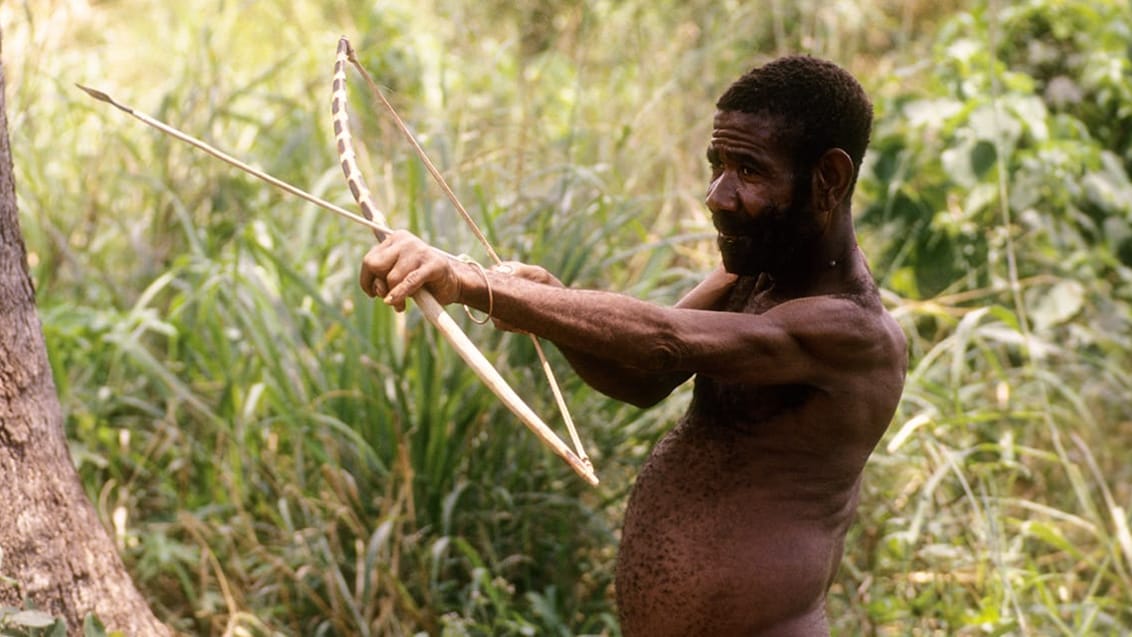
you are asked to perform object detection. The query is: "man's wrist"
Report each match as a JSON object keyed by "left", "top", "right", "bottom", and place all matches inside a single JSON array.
[{"left": 454, "top": 258, "right": 489, "bottom": 310}]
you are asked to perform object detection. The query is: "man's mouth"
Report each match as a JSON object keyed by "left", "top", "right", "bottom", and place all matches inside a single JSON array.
[
  {"left": 713, "top": 213, "right": 761, "bottom": 238},
  {"left": 716, "top": 232, "right": 756, "bottom": 253}
]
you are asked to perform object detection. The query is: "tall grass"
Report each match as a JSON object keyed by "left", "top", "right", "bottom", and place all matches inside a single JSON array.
[{"left": 5, "top": 0, "right": 1132, "bottom": 634}]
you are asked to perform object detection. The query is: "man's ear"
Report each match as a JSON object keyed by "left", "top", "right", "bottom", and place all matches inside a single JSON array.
[{"left": 811, "top": 148, "right": 854, "bottom": 213}]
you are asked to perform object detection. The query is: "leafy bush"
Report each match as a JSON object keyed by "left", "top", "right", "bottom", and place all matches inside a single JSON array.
[{"left": 846, "top": 0, "right": 1132, "bottom": 633}]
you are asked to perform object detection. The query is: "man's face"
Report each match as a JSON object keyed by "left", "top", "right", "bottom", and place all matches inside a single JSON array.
[{"left": 705, "top": 110, "right": 821, "bottom": 276}]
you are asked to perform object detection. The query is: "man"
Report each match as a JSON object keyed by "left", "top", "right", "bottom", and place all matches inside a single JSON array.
[{"left": 360, "top": 56, "right": 906, "bottom": 636}]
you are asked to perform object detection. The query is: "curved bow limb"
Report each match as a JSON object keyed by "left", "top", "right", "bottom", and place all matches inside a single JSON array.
[
  {"left": 333, "top": 38, "right": 598, "bottom": 486},
  {"left": 338, "top": 37, "right": 592, "bottom": 474},
  {"left": 412, "top": 290, "right": 598, "bottom": 484},
  {"left": 74, "top": 83, "right": 597, "bottom": 481}
]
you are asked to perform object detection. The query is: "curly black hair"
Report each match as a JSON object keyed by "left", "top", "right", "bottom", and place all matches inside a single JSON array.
[{"left": 716, "top": 56, "right": 873, "bottom": 186}]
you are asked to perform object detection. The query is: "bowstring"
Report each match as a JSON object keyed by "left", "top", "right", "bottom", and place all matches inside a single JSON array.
[{"left": 337, "top": 38, "right": 592, "bottom": 471}]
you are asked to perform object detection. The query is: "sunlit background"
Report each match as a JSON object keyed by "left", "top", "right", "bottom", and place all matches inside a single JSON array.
[{"left": 4, "top": 0, "right": 1132, "bottom": 634}]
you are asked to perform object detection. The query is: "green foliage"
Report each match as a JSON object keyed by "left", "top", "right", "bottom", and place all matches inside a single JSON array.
[
  {"left": 861, "top": 0, "right": 1132, "bottom": 299},
  {"left": 0, "top": 608, "right": 64, "bottom": 637},
  {"left": 0, "top": 608, "right": 115, "bottom": 637},
  {"left": 844, "top": 0, "right": 1132, "bottom": 634},
  {"left": 5, "top": 0, "right": 1132, "bottom": 634}
]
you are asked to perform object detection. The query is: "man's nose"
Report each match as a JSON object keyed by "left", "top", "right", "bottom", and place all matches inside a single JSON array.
[{"left": 705, "top": 171, "right": 738, "bottom": 213}]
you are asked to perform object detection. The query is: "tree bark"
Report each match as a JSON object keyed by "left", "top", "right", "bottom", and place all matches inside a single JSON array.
[{"left": 0, "top": 28, "right": 172, "bottom": 636}]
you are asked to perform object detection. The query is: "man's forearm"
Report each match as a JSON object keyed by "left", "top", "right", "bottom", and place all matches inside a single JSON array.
[
  {"left": 456, "top": 265, "right": 682, "bottom": 371},
  {"left": 447, "top": 261, "right": 734, "bottom": 404}
]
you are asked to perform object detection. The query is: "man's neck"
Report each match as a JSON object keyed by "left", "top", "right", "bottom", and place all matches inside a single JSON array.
[{"left": 764, "top": 222, "right": 862, "bottom": 298}]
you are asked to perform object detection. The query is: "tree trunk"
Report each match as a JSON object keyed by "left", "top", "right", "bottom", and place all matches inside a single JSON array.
[{"left": 0, "top": 28, "right": 172, "bottom": 636}]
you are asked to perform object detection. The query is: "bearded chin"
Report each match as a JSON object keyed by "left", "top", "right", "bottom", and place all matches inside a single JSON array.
[
  {"left": 716, "top": 205, "right": 818, "bottom": 276},
  {"left": 718, "top": 233, "right": 771, "bottom": 276}
]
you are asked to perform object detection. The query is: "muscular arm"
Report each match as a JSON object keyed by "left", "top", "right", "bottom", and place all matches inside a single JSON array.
[
  {"left": 361, "top": 232, "right": 896, "bottom": 401},
  {"left": 553, "top": 265, "right": 738, "bottom": 407},
  {"left": 463, "top": 274, "right": 881, "bottom": 388}
]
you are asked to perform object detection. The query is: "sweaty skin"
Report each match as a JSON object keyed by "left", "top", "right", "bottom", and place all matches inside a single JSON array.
[{"left": 359, "top": 110, "right": 906, "bottom": 636}]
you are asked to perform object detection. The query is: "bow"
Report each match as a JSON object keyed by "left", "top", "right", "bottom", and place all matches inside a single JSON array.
[
  {"left": 333, "top": 38, "right": 597, "bottom": 485},
  {"left": 78, "top": 69, "right": 597, "bottom": 485}
]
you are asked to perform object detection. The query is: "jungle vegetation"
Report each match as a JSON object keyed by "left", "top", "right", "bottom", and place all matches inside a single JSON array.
[{"left": 4, "top": 0, "right": 1132, "bottom": 634}]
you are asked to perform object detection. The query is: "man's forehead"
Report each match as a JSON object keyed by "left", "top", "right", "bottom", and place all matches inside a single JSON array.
[{"left": 710, "top": 110, "right": 789, "bottom": 151}]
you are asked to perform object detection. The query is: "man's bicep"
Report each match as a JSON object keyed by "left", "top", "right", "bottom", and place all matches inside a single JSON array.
[{"left": 669, "top": 299, "right": 879, "bottom": 386}]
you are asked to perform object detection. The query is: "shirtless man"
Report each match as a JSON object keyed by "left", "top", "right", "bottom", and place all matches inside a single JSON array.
[{"left": 359, "top": 56, "right": 907, "bottom": 636}]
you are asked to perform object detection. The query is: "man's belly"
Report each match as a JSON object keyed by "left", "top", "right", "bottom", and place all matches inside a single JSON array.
[{"left": 615, "top": 420, "right": 856, "bottom": 636}]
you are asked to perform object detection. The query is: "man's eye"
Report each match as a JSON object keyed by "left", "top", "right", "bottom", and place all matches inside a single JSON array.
[{"left": 739, "top": 165, "right": 758, "bottom": 178}]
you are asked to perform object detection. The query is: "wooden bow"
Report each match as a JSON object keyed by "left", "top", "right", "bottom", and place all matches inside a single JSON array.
[
  {"left": 77, "top": 38, "right": 602, "bottom": 484},
  {"left": 332, "top": 38, "right": 597, "bottom": 485}
]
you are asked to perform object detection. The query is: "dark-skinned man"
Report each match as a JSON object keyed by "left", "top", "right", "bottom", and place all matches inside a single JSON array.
[{"left": 359, "top": 56, "right": 907, "bottom": 636}]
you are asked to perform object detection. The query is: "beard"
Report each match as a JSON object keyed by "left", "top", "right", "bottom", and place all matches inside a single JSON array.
[{"left": 715, "top": 201, "right": 822, "bottom": 276}]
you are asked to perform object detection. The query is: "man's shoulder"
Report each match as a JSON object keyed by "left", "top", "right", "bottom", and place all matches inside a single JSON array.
[
  {"left": 769, "top": 288, "right": 906, "bottom": 376},
  {"left": 773, "top": 285, "right": 886, "bottom": 330}
]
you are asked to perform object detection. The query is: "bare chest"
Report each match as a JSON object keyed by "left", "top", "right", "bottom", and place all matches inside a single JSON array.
[
  {"left": 688, "top": 376, "right": 814, "bottom": 429},
  {"left": 691, "top": 276, "right": 814, "bottom": 427}
]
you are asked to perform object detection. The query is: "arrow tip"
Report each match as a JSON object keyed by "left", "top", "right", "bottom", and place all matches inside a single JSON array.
[{"left": 75, "top": 83, "right": 131, "bottom": 114}]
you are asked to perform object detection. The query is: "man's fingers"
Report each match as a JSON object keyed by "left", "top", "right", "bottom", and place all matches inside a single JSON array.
[
  {"left": 383, "top": 248, "right": 453, "bottom": 310},
  {"left": 360, "top": 231, "right": 425, "bottom": 305},
  {"left": 497, "top": 261, "right": 562, "bottom": 287},
  {"left": 359, "top": 245, "right": 389, "bottom": 298},
  {"left": 383, "top": 268, "right": 425, "bottom": 310},
  {"left": 359, "top": 230, "right": 461, "bottom": 311}
]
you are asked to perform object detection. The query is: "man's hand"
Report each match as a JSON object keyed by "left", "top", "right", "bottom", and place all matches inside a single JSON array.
[
  {"left": 359, "top": 230, "right": 461, "bottom": 311},
  {"left": 359, "top": 231, "right": 567, "bottom": 326},
  {"left": 493, "top": 261, "right": 562, "bottom": 288}
]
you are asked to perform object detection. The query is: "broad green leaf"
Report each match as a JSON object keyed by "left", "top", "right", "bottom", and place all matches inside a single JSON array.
[{"left": 1031, "top": 280, "right": 1085, "bottom": 330}]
